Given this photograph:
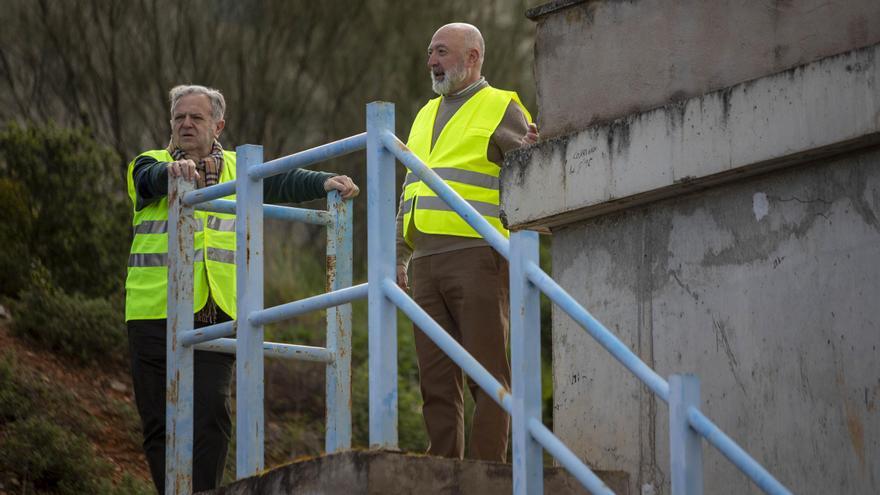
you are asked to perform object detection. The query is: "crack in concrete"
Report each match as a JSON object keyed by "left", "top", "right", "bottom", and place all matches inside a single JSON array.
[
  {"left": 772, "top": 195, "right": 833, "bottom": 205},
  {"left": 670, "top": 270, "right": 700, "bottom": 303},
  {"left": 713, "top": 317, "right": 747, "bottom": 395}
]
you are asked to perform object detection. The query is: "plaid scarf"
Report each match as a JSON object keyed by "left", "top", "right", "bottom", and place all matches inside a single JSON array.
[
  {"left": 168, "top": 140, "right": 225, "bottom": 189},
  {"left": 168, "top": 140, "right": 225, "bottom": 323}
]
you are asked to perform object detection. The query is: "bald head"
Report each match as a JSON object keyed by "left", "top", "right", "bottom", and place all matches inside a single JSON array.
[
  {"left": 427, "top": 23, "right": 485, "bottom": 95},
  {"left": 434, "top": 23, "right": 484, "bottom": 67}
]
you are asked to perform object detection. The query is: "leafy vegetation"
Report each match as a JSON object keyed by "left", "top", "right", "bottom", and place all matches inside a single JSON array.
[
  {"left": 0, "top": 351, "right": 152, "bottom": 495},
  {"left": 0, "top": 123, "right": 128, "bottom": 364},
  {"left": 0, "top": 124, "right": 142, "bottom": 492},
  {"left": 10, "top": 273, "right": 126, "bottom": 365},
  {"left": 0, "top": 0, "right": 552, "bottom": 488},
  {"left": 0, "top": 123, "right": 129, "bottom": 300}
]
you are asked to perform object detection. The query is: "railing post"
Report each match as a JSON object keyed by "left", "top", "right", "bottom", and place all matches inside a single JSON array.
[
  {"left": 235, "top": 144, "right": 265, "bottom": 477},
  {"left": 366, "top": 102, "right": 398, "bottom": 448},
  {"left": 669, "top": 374, "right": 703, "bottom": 495},
  {"left": 325, "top": 190, "right": 353, "bottom": 452},
  {"left": 510, "top": 231, "right": 543, "bottom": 495},
  {"left": 166, "top": 176, "right": 196, "bottom": 495}
]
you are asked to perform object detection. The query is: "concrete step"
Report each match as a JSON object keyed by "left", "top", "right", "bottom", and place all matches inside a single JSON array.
[{"left": 208, "top": 450, "right": 629, "bottom": 494}]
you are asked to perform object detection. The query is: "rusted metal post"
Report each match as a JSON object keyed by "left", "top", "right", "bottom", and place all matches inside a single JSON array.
[
  {"left": 166, "top": 175, "right": 197, "bottom": 495},
  {"left": 325, "top": 190, "right": 353, "bottom": 452},
  {"left": 366, "top": 102, "right": 398, "bottom": 448},
  {"left": 235, "top": 144, "right": 265, "bottom": 477}
]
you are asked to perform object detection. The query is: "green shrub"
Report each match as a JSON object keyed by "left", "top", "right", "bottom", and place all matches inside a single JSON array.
[
  {"left": 0, "top": 415, "right": 151, "bottom": 495},
  {"left": 11, "top": 275, "right": 125, "bottom": 365},
  {"left": 0, "top": 416, "right": 107, "bottom": 494},
  {"left": 0, "top": 122, "right": 130, "bottom": 299},
  {"left": 0, "top": 352, "right": 150, "bottom": 494},
  {"left": 0, "top": 351, "right": 30, "bottom": 423},
  {"left": 0, "top": 178, "right": 33, "bottom": 296},
  {"left": 108, "top": 474, "right": 154, "bottom": 495},
  {"left": 0, "top": 351, "right": 93, "bottom": 432}
]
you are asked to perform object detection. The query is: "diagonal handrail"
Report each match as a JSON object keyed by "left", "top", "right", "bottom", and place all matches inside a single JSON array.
[
  {"left": 379, "top": 130, "right": 511, "bottom": 259},
  {"left": 381, "top": 278, "right": 615, "bottom": 495},
  {"left": 370, "top": 103, "right": 793, "bottom": 495}
]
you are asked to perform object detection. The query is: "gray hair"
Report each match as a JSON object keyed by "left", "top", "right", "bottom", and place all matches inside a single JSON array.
[{"left": 169, "top": 85, "right": 226, "bottom": 121}]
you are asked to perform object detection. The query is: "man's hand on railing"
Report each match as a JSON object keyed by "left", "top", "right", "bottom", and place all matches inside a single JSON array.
[
  {"left": 323, "top": 175, "right": 360, "bottom": 199},
  {"left": 396, "top": 264, "right": 409, "bottom": 291},
  {"left": 167, "top": 159, "right": 200, "bottom": 182}
]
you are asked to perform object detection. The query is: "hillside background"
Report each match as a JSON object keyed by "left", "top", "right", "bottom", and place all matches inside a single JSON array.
[{"left": 0, "top": 1, "right": 550, "bottom": 493}]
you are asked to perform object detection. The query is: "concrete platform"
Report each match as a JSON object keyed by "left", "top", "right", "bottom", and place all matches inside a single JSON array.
[{"left": 207, "top": 450, "right": 630, "bottom": 494}]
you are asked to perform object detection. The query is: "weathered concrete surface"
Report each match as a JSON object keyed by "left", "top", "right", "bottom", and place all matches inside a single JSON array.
[
  {"left": 501, "top": 42, "right": 880, "bottom": 231},
  {"left": 206, "top": 450, "right": 630, "bottom": 494},
  {"left": 551, "top": 148, "right": 880, "bottom": 494},
  {"left": 527, "top": 0, "right": 880, "bottom": 138}
]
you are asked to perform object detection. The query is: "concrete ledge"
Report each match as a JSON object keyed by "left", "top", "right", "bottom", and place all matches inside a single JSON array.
[
  {"left": 525, "top": 0, "right": 587, "bottom": 20},
  {"left": 529, "top": 0, "right": 880, "bottom": 138},
  {"left": 207, "top": 450, "right": 630, "bottom": 494},
  {"left": 501, "top": 42, "right": 880, "bottom": 230}
]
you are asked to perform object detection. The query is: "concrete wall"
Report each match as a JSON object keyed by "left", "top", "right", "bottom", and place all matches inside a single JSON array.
[
  {"left": 527, "top": 0, "right": 880, "bottom": 139},
  {"left": 551, "top": 149, "right": 880, "bottom": 494},
  {"left": 502, "top": 1, "right": 880, "bottom": 493}
]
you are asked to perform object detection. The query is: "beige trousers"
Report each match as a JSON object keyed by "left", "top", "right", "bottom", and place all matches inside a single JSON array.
[{"left": 411, "top": 246, "right": 511, "bottom": 461}]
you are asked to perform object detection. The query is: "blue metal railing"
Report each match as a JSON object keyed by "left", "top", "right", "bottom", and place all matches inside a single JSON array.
[
  {"left": 364, "top": 102, "right": 793, "bottom": 495},
  {"left": 165, "top": 137, "right": 362, "bottom": 494},
  {"left": 164, "top": 101, "right": 795, "bottom": 495}
]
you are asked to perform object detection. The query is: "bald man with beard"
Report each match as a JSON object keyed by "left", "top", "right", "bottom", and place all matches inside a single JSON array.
[{"left": 396, "top": 23, "right": 538, "bottom": 462}]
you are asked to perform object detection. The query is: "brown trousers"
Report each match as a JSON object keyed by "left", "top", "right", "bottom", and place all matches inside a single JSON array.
[{"left": 412, "top": 246, "right": 511, "bottom": 461}]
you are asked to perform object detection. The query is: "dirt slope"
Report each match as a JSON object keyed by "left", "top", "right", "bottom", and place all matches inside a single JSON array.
[{"left": 0, "top": 321, "right": 152, "bottom": 486}]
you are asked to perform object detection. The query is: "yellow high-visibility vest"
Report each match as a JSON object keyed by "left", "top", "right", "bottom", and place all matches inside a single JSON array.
[
  {"left": 124, "top": 150, "right": 237, "bottom": 321},
  {"left": 402, "top": 86, "right": 532, "bottom": 247}
]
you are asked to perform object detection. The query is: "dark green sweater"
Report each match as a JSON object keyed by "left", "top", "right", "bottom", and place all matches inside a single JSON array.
[{"left": 132, "top": 154, "right": 335, "bottom": 211}]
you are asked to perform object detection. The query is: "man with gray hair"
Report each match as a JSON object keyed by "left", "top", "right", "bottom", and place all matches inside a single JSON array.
[
  {"left": 125, "top": 84, "right": 359, "bottom": 493},
  {"left": 396, "top": 23, "right": 538, "bottom": 462}
]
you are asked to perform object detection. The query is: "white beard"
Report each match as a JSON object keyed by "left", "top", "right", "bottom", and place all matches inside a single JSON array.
[{"left": 431, "top": 62, "right": 468, "bottom": 96}]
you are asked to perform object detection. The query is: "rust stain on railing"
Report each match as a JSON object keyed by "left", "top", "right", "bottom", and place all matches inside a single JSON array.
[
  {"left": 326, "top": 254, "right": 337, "bottom": 293},
  {"left": 497, "top": 385, "right": 510, "bottom": 406}
]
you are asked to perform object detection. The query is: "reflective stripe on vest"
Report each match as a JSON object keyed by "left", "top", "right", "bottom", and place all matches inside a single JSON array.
[
  {"left": 133, "top": 219, "right": 209, "bottom": 235},
  {"left": 400, "top": 196, "right": 499, "bottom": 217},
  {"left": 127, "top": 246, "right": 234, "bottom": 268},
  {"left": 128, "top": 251, "right": 205, "bottom": 267},
  {"left": 402, "top": 168, "right": 500, "bottom": 191},
  {"left": 132, "top": 216, "right": 233, "bottom": 236},
  {"left": 124, "top": 149, "right": 238, "bottom": 321},
  {"left": 206, "top": 247, "right": 235, "bottom": 264},
  {"left": 206, "top": 216, "right": 235, "bottom": 232},
  {"left": 402, "top": 86, "right": 532, "bottom": 246}
]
